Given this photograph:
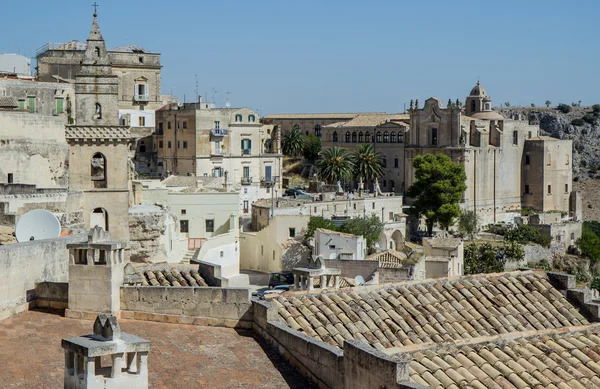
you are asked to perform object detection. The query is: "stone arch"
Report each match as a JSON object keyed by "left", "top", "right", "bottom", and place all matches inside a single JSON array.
[
  {"left": 91, "top": 152, "right": 107, "bottom": 188},
  {"left": 91, "top": 208, "right": 109, "bottom": 231},
  {"left": 391, "top": 230, "right": 404, "bottom": 250}
]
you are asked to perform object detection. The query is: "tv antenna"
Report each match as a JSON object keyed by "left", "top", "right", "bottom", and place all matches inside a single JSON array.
[
  {"left": 212, "top": 87, "right": 218, "bottom": 105},
  {"left": 225, "top": 91, "right": 231, "bottom": 108}
]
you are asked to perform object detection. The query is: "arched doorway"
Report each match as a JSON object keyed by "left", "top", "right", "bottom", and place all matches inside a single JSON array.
[
  {"left": 391, "top": 230, "right": 404, "bottom": 251},
  {"left": 91, "top": 208, "right": 109, "bottom": 231}
]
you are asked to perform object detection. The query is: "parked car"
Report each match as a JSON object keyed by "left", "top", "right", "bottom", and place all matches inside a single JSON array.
[
  {"left": 252, "top": 289, "right": 284, "bottom": 299},
  {"left": 284, "top": 188, "right": 311, "bottom": 199},
  {"left": 268, "top": 272, "right": 294, "bottom": 289}
]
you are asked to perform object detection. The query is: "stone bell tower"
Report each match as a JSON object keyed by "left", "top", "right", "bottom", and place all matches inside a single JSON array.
[{"left": 66, "top": 10, "right": 130, "bottom": 241}]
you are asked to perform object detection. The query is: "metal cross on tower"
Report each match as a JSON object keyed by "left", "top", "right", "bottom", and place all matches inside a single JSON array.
[{"left": 92, "top": 2, "right": 99, "bottom": 16}]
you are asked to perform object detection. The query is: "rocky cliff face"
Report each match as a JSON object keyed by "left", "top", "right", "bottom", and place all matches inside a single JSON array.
[{"left": 499, "top": 106, "right": 600, "bottom": 179}]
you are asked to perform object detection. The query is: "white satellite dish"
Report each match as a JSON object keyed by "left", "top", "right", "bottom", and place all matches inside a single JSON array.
[
  {"left": 177, "top": 102, "right": 184, "bottom": 107},
  {"left": 225, "top": 101, "right": 231, "bottom": 108},
  {"left": 210, "top": 103, "right": 216, "bottom": 109},
  {"left": 354, "top": 275, "right": 365, "bottom": 286},
  {"left": 15, "top": 209, "right": 61, "bottom": 243},
  {"left": 162, "top": 100, "right": 167, "bottom": 106},
  {"left": 329, "top": 253, "right": 337, "bottom": 260}
]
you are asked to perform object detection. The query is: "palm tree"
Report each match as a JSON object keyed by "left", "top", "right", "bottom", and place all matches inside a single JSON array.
[
  {"left": 316, "top": 147, "right": 354, "bottom": 184},
  {"left": 282, "top": 128, "right": 304, "bottom": 157},
  {"left": 351, "top": 144, "right": 383, "bottom": 184}
]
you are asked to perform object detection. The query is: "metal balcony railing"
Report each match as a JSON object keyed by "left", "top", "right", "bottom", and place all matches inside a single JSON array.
[
  {"left": 241, "top": 177, "right": 252, "bottom": 185},
  {"left": 211, "top": 128, "right": 228, "bottom": 136},
  {"left": 242, "top": 149, "right": 251, "bottom": 155},
  {"left": 134, "top": 94, "right": 150, "bottom": 102},
  {"left": 261, "top": 176, "right": 279, "bottom": 185}
]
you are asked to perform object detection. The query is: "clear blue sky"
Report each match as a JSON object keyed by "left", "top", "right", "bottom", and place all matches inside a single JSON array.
[{"left": 1, "top": 0, "right": 598, "bottom": 115}]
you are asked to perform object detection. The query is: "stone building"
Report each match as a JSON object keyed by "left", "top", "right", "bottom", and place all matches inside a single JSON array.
[
  {"left": 36, "top": 30, "right": 163, "bottom": 176},
  {"left": 0, "top": 77, "right": 74, "bottom": 118},
  {"left": 154, "top": 102, "right": 282, "bottom": 215},
  {"left": 264, "top": 112, "right": 386, "bottom": 135},
  {"left": 65, "top": 12, "right": 131, "bottom": 241},
  {"left": 320, "top": 113, "right": 410, "bottom": 193},
  {"left": 405, "top": 82, "right": 574, "bottom": 225}
]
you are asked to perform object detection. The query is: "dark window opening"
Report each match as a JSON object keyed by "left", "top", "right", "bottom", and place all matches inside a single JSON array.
[
  {"left": 289, "top": 228, "right": 296, "bottom": 238},
  {"left": 180, "top": 220, "right": 189, "bottom": 233},
  {"left": 525, "top": 185, "right": 530, "bottom": 194},
  {"left": 91, "top": 152, "right": 107, "bottom": 188},
  {"left": 7, "top": 173, "right": 13, "bottom": 184},
  {"left": 206, "top": 219, "right": 215, "bottom": 233},
  {"left": 525, "top": 155, "right": 530, "bottom": 165}
]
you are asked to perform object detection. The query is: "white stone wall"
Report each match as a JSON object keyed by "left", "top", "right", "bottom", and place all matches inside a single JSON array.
[{"left": 315, "top": 229, "right": 366, "bottom": 260}]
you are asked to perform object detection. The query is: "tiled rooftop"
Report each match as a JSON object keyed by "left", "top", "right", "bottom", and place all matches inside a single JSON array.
[
  {"left": 0, "top": 310, "right": 312, "bottom": 388},
  {"left": 324, "top": 113, "right": 410, "bottom": 128},
  {"left": 136, "top": 267, "right": 209, "bottom": 287},
  {"left": 364, "top": 249, "right": 410, "bottom": 268},
  {"left": 271, "top": 272, "right": 588, "bottom": 352},
  {"left": 405, "top": 324, "right": 600, "bottom": 389}
]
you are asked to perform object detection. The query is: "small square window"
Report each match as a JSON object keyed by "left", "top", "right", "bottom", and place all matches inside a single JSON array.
[
  {"left": 525, "top": 185, "right": 530, "bottom": 194},
  {"left": 182, "top": 121, "right": 188, "bottom": 129},
  {"left": 181, "top": 209, "right": 186, "bottom": 215},
  {"left": 220, "top": 251, "right": 224, "bottom": 257},
  {"left": 206, "top": 219, "right": 215, "bottom": 233},
  {"left": 525, "top": 155, "right": 530, "bottom": 165},
  {"left": 329, "top": 245, "right": 336, "bottom": 250},
  {"left": 180, "top": 220, "right": 189, "bottom": 233},
  {"left": 7, "top": 173, "right": 13, "bottom": 184},
  {"left": 183, "top": 141, "right": 188, "bottom": 149},
  {"left": 547, "top": 185, "right": 552, "bottom": 194},
  {"left": 168, "top": 121, "right": 172, "bottom": 130},
  {"left": 565, "top": 184, "right": 569, "bottom": 193},
  {"left": 289, "top": 228, "right": 296, "bottom": 238},
  {"left": 168, "top": 141, "right": 172, "bottom": 148}
]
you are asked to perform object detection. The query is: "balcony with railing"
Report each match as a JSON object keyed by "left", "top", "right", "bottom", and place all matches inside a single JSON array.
[
  {"left": 261, "top": 176, "right": 279, "bottom": 186},
  {"left": 241, "top": 177, "right": 252, "bottom": 185},
  {"left": 134, "top": 94, "right": 150, "bottom": 102},
  {"left": 211, "top": 128, "right": 229, "bottom": 136},
  {"left": 242, "top": 148, "right": 251, "bottom": 156},
  {"left": 211, "top": 149, "right": 226, "bottom": 157}
]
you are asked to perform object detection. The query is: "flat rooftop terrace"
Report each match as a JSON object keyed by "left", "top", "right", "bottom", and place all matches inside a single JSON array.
[{"left": 0, "top": 310, "right": 312, "bottom": 389}]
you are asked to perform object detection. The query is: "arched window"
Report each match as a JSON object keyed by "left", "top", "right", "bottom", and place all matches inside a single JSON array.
[
  {"left": 358, "top": 132, "right": 364, "bottom": 142},
  {"left": 365, "top": 132, "right": 371, "bottom": 143},
  {"left": 390, "top": 132, "right": 396, "bottom": 143},
  {"left": 91, "top": 152, "right": 107, "bottom": 188},
  {"left": 248, "top": 115, "right": 256, "bottom": 122},
  {"left": 94, "top": 102, "right": 102, "bottom": 119},
  {"left": 95, "top": 47, "right": 100, "bottom": 57},
  {"left": 91, "top": 208, "right": 108, "bottom": 231},
  {"left": 314, "top": 124, "right": 322, "bottom": 137},
  {"left": 389, "top": 180, "right": 395, "bottom": 191},
  {"left": 352, "top": 132, "right": 357, "bottom": 143},
  {"left": 345, "top": 132, "right": 350, "bottom": 143},
  {"left": 383, "top": 132, "right": 389, "bottom": 143},
  {"left": 332, "top": 131, "right": 338, "bottom": 142},
  {"left": 470, "top": 100, "right": 476, "bottom": 112},
  {"left": 376, "top": 132, "right": 382, "bottom": 143},
  {"left": 235, "top": 114, "right": 242, "bottom": 122},
  {"left": 484, "top": 103, "right": 490, "bottom": 110},
  {"left": 398, "top": 132, "right": 403, "bottom": 143}
]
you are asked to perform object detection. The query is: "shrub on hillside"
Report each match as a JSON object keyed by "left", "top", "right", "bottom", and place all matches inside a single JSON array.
[
  {"left": 593, "top": 104, "right": 600, "bottom": 113},
  {"left": 571, "top": 118, "right": 585, "bottom": 126},
  {"left": 583, "top": 114, "right": 597, "bottom": 125},
  {"left": 557, "top": 103, "right": 572, "bottom": 114}
]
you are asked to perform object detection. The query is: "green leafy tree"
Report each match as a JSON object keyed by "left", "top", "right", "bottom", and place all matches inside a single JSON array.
[
  {"left": 341, "top": 215, "right": 384, "bottom": 250},
  {"left": 530, "top": 103, "right": 535, "bottom": 108},
  {"left": 504, "top": 102, "right": 510, "bottom": 107},
  {"left": 457, "top": 210, "right": 479, "bottom": 240},
  {"left": 305, "top": 216, "right": 337, "bottom": 239},
  {"left": 407, "top": 154, "right": 467, "bottom": 235},
  {"left": 577, "top": 227, "right": 600, "bottom": 262},
  {"left": 303, "top": 135, "right": 321, "bottom": 161},
  {"left": 464, "top": 243, "right": 505, "bottom": 274},
  {"left": 504, "top": 241, "right": 525, "bottom": 261},
  {"left": 592, "top": 104, "right": 600, "bottom": 114},
  {"left": 545, "top": 100, "right": 552, "bottom": 107},
  {"left": 316, "top": 147, "right": 354, "bottom": 184},
  {"left": 503, "top": 224, "right": 551, "bottom": 248},
  {"left": 351, "top": 144, "right": 384, "bottom": 185},
  {"left": 282, "top": 128, "right": 304, "bottom": 157}
]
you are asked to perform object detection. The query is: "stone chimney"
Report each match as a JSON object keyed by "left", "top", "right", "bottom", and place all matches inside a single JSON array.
[
  {"left": 65, "top": 227, "right": 126, "bottom": 319},
  {"left": 62, "top": 314, "right": 151, "bottom": 389}
]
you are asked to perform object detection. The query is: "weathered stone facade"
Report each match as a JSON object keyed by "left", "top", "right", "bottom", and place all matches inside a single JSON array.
[{"left": 65, "top": 14, "right": 131, "bottom": 242}]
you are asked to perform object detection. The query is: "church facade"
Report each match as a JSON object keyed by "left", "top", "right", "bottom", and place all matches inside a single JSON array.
[{"left": 405, "top": 83, "right": 574, "bottom": 226}]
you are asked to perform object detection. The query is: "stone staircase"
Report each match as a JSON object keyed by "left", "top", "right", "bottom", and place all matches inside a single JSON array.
[{"left": 180, "top": 249, "right": 198, "bottom": 264}]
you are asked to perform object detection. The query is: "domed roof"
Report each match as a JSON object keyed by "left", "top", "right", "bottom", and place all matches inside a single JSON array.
[
  {"left": 470, "top": 111, "right": 504, "bottom": 120},
  {"left": 469, "top": 81, "right": 487, "bottom": 97}
]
